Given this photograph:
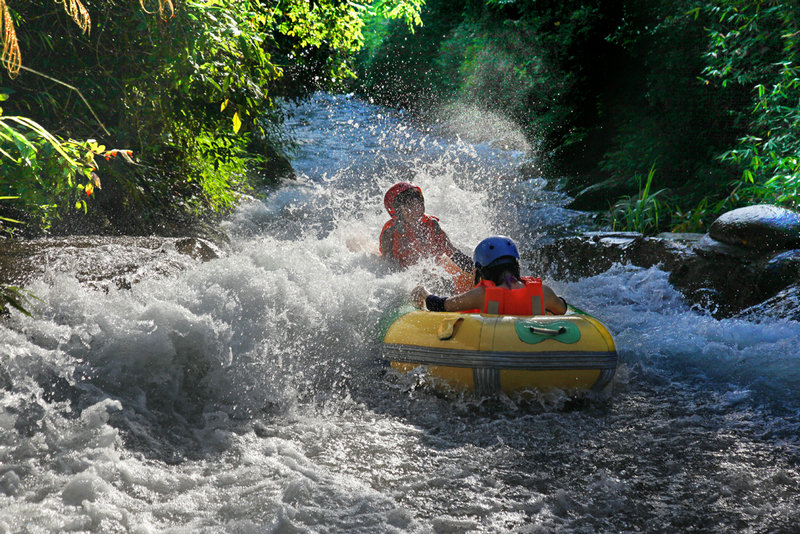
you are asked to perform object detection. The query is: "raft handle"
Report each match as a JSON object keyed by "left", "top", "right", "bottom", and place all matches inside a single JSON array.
[
  {"left": 438, "top": 317, "right": 464, "bottom": 340},
  {"left": 529, "top": 325, "right": 567, "bottom": 336}
]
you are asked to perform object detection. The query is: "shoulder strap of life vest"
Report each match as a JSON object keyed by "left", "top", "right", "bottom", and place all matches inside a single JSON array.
[
  {"left": 479, "top": 277, "right": 544, "bottom": 315},
  {"left": 379, "top": 219, "right": 396, "bottom": 257}
]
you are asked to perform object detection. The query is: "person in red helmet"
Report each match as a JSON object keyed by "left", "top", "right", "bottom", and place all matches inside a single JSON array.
[{"left": 379, "top": 182, "right": 473, "bottom": 275}]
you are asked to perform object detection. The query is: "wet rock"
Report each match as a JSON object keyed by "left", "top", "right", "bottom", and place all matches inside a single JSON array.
[
  {"left": 692, "top": 234, "right": 762, "bottom": 259},
  {"left": 709, "top": 204, "right": 800, "bottom": 250},
  {"left": 734, "top": 283, "right": 800, "bottom": 322},
  {"left": 535, "top": 231, "right": 697, "bottom": 281},
  {"left": 174, "top": 237, "right": 220, "bottom": 262},
  {"left": 654, "top": 232, "right": 705, "bottom": 243},
  {"left": 667, "top": 241, "right": 766, "bottom": 316},
  {"left": 759, "top": 249, "right": 800, "bottom": 295},
  {"left": 0, "top": 236, "right": 227, "bottom": 291},
  {"left": 537, "top": 229, "right": 800, "bottom": 318}
]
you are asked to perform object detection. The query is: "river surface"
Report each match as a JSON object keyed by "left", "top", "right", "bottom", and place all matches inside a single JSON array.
[{"left": 2, "top": 93, "right": 800, "bottom": 533}]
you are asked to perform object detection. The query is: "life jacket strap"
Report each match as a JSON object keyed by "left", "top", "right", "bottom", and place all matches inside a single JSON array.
[{"left": 531, "top": 295, "right": 542, "bottom": 316}]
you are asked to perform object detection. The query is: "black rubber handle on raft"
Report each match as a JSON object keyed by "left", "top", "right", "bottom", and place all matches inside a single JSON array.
[{"left": 529, "top": 325, "right": 567, "bottom": 336}]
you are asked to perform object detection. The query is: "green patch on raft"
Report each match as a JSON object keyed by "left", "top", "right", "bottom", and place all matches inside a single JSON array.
[
  {"left": 376, "top": 304, "right": 417, "bottom": 342},
  {"left": 514, "top": 320, "right": 581, "bottom": 345}
]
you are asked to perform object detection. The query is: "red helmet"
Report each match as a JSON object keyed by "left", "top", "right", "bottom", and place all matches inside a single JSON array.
[{"left": 383, "top": 182, "right": 423, "bottom": 216}]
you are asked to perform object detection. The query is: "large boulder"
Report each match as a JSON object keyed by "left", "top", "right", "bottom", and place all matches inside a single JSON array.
[
  {"left": 667, "top": 235, "right": 778, "bottom": 316},
  {"left": 760, "top": 249, "right": 800, "bottom": 295},
  {"left": 709, "top": 204, "right": 800, "bottom": 250},
  {"left": 174, "top": 237, "right": 221, "bottom": 262}
]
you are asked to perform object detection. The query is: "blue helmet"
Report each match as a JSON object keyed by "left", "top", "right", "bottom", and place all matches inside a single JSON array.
[{"left": 473, "top": 236, "right": 519, "bottom": 269}]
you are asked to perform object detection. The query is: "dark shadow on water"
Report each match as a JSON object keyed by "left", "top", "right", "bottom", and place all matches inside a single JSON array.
[{"left": 345, "top": 364, "right": 800, "bottom": 532}]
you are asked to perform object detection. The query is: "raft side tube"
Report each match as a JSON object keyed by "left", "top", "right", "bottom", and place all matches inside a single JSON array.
[{"left": 382, "top": 310, "right": 618, "bottom": 394}]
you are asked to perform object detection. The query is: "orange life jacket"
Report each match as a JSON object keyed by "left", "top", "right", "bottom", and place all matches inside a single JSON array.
[
  {"left": 476, "top": 276, "right": 545, "bottom": 315},
  {"left": 379, "top": 214, "right": 450, "bottom": 269}
]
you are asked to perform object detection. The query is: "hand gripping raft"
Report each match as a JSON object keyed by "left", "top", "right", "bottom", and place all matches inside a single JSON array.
[{"left": 380, "top": 307, "right": 618, "bottom": 396}]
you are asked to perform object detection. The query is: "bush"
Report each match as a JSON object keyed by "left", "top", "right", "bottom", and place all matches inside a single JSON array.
[
  {"left": 699, "top": 1, "right": 800, "bottom": 209},
  {"left": 0, "top": 101, "right": 120, "bottom": 235},
  {"left": 608, "top": 164, "right": 668, "bottom": 235},
  {"left": 356, "top": 0, "right": 780, "bottom": 231},
  {"left": 2, "top": 0, "right": 424, "bottom": 235}
]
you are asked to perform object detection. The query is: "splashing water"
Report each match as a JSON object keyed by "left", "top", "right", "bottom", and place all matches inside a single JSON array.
[{"left": 1, "top": 93, "right": 800, "bottom": 532}]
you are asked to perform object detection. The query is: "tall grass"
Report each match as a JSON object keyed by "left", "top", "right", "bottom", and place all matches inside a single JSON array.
[{"left": 609, "top": 163, "right": 667, "bottom": 235}]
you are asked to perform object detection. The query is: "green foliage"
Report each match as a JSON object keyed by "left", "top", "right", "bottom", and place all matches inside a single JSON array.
[
  {"left": 590, "top": 0, "right": 752, "bottom": 217},
  {"left": 669, "top": 196, "right": 731, "bottom": 233},
  {"left": 700, "top": 1, "right": 800, "bottom": 209},
  {"left": 115, "top": 0, "right": 283, "bottom": 210},
  {"left": 359, "top": 0, "right": 800, "bottom": 230},
  {"left": 359, "top": 0, "right": 617, "bottom": 158},
  {"left": 2, "top": 0, "right": 424, "bottom": 234},
  {"left": 357, "top": 0, "right": 463, "bottom": 108},
  {"left": 358, "top": 0, "right": 791, "bottom": 231},
  {"left": 0, "top": 96, "right": 118, "bottom": 235},
  {"left": 609, "top": 163, "right": 667, "bottom": 235},
  {"left": 670, "top": 197, "right": 709, "bottom": 234}
]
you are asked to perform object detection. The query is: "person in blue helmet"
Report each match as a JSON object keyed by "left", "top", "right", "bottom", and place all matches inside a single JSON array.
[{"left": 411, "top": 235, "right": 567, "bottom": 315}]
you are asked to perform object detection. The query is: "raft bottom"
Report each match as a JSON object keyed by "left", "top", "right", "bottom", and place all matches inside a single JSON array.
[{"left": 391, "top": 362, "right": 604, "bottom": 394}]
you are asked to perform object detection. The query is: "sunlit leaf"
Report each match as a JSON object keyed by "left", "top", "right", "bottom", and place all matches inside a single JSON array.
[{"left": 232, "top": 112, "right": 242, "bottom": 133}]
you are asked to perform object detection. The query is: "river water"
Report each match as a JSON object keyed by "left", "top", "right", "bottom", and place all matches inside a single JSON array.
[{"left": 2, "top": 93, "right": 800, "bottom": 533}]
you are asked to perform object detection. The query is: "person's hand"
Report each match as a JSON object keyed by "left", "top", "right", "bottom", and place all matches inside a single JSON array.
[{"left": 411, "top": 285, "right": 430, "bottom": 309}]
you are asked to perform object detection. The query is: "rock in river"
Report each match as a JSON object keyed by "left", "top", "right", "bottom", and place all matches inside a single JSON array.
[{"left": 709, "top": 204, "right": 800, "bottom": 250}]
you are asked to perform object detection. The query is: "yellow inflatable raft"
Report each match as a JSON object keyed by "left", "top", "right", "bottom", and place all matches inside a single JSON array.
[{"left": 380, "top": 307, "right": 618, "bottom": 395}]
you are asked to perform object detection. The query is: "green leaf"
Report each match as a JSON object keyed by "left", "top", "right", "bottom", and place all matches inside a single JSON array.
[
  {"left": 3, "top": 116, "right": 80, "bottom": 167},
  {"left": 4, "top": 295, "right": 32, "bottom": 317},
  {"left": 232, "top": 112, "right": 242, "bottom": 133}
]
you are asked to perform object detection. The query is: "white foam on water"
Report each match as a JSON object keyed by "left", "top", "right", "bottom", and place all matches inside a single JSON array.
[
  {"left": 561, "top": 263, "right": 800, "bottom": 402},
  {"left": 2, "top": 92, "right": 800, "bottom": 532},
  {"left": 0, "top": 130, "right": 502, "bottom": 530}
]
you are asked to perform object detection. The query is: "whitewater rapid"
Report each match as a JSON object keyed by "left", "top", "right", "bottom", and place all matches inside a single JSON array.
[{"left": 1, "top": 93, "right": 800, "bottom": 532}]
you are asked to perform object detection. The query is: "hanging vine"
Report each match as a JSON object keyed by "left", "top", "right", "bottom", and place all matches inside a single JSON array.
[
  {"left": 0, "top": 0, "right": 21, "bottom": 76},
  {"left": 138, "top": 0, "right": 175, "bottom": 19},
  {"left": 2, "top": 0, "right": 92, "bottom": 76}
]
